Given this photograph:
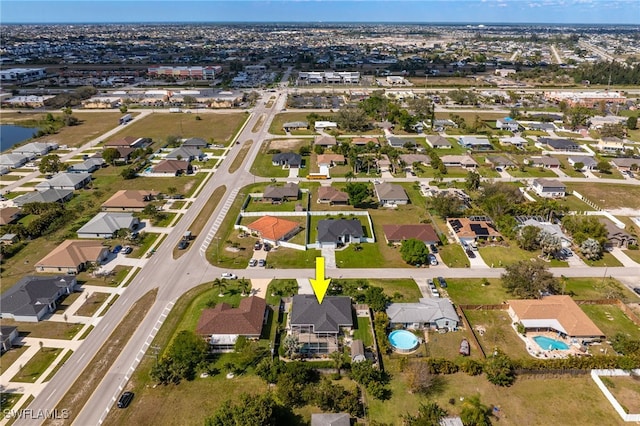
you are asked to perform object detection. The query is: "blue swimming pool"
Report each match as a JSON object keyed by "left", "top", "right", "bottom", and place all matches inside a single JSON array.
[
  {"left": 144, "top": 167, "right": 153, "bottom": 173},
  {"left": 533, "top": 336, "right": 569, "bottom": 351},
  {"left": 388, "top": 330, "right": 419, "bottom": 353}
]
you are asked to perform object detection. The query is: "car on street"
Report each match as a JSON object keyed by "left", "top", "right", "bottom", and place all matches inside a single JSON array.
[
  {"left": 117, "top": 391, "right": 134, "bottom": 408},
  {"left": 177, "top": 240, "right": 188, "bottom": 250},
  {"left": 258, "top": 259, "right": 266, "bottom": 267},
  {"left": 437, "top": 277, "right": 447, "bottom": 288},
  {"left": 249, "top": 259, "right": 258, "bottom": 267},
  {"left": 634, "top": 287, "right": 640, "bottom": 296},
  {"left": 112, "top": 245, "right": 122, "bottom": 254},
  {"left": 221, "top": 272, "right": 237, "bottom": 279},
  {"left": 428, "top": 254, "right": 438, "bottom": 266}
]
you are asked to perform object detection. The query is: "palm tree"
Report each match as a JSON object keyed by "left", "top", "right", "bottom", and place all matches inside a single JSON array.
[
  {"left": 345, "top": 171, "right": 355, "bottom": 184},
  {"left": 212, "top": 278, "right": 227, "bottom": 297},
  {"left": 329, "top": 351, "right": 345, "bottom": 375},
  {"left": 239, "top": 277, "right": 251, "bottom": 296}
]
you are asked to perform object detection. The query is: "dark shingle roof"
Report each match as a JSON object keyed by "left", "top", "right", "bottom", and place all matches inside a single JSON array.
[
  {"left": 0, "top": 276, "right": 75, "bottom": 318},
  {"left": 317, "top": 219, "right": 364, "bottom": 243},
  {"left": 272, "top": 152, "right": 302, "bottom": 167},
  {"left": 290, "top": 295, "right": 353, "bottom": 333}
]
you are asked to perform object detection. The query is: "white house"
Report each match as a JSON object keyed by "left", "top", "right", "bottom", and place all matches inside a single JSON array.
[
  {"left": 314, "top": 121, "right": 338, "bottom": 130},
  {"left": 76, "top": 212, "right": 139, "bottom": 239},
  {"left": 496, "top": 117, "right": 519, "bottom": 131},
  {"left": 386, "top": 298, "right": 459, "bottom": 331},
  {"left": 0, "top": 153, "right": 29, "bottom": 168},
  {"left": 531, "top": 178, "right": 566, "bottom": 198}
]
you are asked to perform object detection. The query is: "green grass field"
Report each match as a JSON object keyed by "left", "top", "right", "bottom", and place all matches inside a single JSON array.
[
  {"left": 439, "top": 244, "right": 471, "bottom": 268},
  {"left": 566, "top": 183, "right": 640, "bottom": 210},
  {"left": 353, "top": 316, "right": 373, "bottom": 347},
  {"left": 11, "top": 348, "right": 62, "bottom": 383},
  {"left": 581, "top": 305, "right": 640, "bottom": 340}
]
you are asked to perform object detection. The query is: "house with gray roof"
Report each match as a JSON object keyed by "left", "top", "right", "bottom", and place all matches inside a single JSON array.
[
  {"left": 568, "top": 156, "right": 597, "bottom": 171},
  {"left": 532, "top": 179, "right": 566, "bottom": 198},
  {"left": 599, "top": 218, "right": 637, "bottom": 249},
  {"left": 272, "top": 152, "right": 302, "bottom": 168},
  {"left": 386, "top": 298, "right": 459, "bottom": 331},
  {"left": 290, "top": 295, "right": 353, "bottom": 355},
  {"left": 611, "top": 158, "right": 639, "bottom": 172},
  {"left": 36, "top": 172, "right": 91, "bottom": 191},
  {"left": 1, "top": 326, "right": 19, "bottom": 352},
  {"left": 166, "top": 146, "right": 203, "bottom": 161},
  {"left": 0, "top": 153, "right": 29, "bottom": 168},
  {"left": 0, "top": 275, "right": 76, "bottom": 322},
  {"left": 263, "top": 182, "right": 299, "bottom": 202},
  {"left": 311, "top": 413, "right": 351, "bottom": 426},
  {"left": 540, "top": 138, "right": 582, "bottom": 152},
  {"left": 496, "top": 117, "right": 520, "bottom": 131},
  {"left": 387, "top": 136, "right": 416, "bottom": 148},
  {"left": 374, "top": 182, "right": 409, "bottom": 206},
  {"left": 426, "top": 135, "right": 452, "bottom": 149},
  {"left": 283, "top": 121, "right": 309, "bottom": 132},
  {"left": 485, "top": 155, "right": 515, "bottom": 169},
  {"left": 12, "top": 142, "right": 57, "bottom": 157},
  {"left": 432, "top": 119, "right": 457, "bottom": 131},
  {"left": 316, "top": 219, "right": 364, "bottom": 247},
  {"left": 526, "top": 122, "right": 557, "bottom": 132},
  {"left": 520, "top": 218, "right": 572, "bottom": 248},
  {"left": 526, "top": 156, "right": 561, "bottom": 169},
  {"left": 182, "top": 137, "right": 208, "bottom": 148},
  {"left": 77, "top": 212, "right": 139, "bottom": 239},
  {"left": 458, "top": 136, "right": 493, "bottom": 151},
  {"left": 67, "top": 157, "right": 105, "bottom": 174},
  {"left": 13, "top": 189, "right": 73, "bottom": 207}
]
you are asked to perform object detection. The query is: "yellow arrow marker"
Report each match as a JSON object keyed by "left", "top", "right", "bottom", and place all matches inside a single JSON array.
[{"left": 310, "top": 257, "right": 331, "bottom": 304}]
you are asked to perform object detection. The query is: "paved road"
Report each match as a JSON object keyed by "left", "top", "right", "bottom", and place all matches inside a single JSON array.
[{"left": 13, "top": 87, "right": 640, "bottom": 426}]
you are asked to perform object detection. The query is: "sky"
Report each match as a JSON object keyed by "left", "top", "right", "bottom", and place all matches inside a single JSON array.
[{"left": 2, "top": 0, "right": 639, "bottom": 25}]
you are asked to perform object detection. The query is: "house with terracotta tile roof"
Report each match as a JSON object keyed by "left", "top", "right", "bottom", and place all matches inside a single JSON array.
[
  {"left": 382, "top": 224, "right": 439, "bottom": 245},
  {"left": 35, "top": 240, "right": 109, "bottom": 274},
  {"left": 0, "top": 207, "right": 22, "bottom": 226},
  {"left": 104, "top": 136, "right": 150, "bottom": 148},
  {"left": 447, "top": 217, "right": 502, "bottom": 245},
  {"left": 196, "top": 296, "right": 267, "bottom": 352},
  {"left": 508, "top": 295, "right": 604, "bottom": 342},
  {"left": 246, "top": 216, "right": 301, "bottom": 245},
  {"left": 101, "top": 190, "right": 157, "bottom": 212}
]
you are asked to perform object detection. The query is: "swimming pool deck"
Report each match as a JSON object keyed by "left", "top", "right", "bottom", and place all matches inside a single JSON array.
[{"left": 512, "top": 326, "right": 585, "bottom": 359}]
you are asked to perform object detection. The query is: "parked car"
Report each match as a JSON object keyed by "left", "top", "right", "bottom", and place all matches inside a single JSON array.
[
  {"left": 263, "top": 243, "right": 271, "bottom": 252},
  {"left": 117, "top": 391, "right": 134, "bottom": 409},
  {"left": 122, "top": 246, "right": 133, "bottom": 254},
  {"left": 177, "top": 240, "right": 188, "bottom": 250},
  {"left": 427, "top": 278, "right": 435, "bottom": 287},
  {"left": 258, "top": 259, "right": 266, "bottom": 267},
  {"left": 254, "top": 241, "right": 262, "bottom": 250},
  {"left": 634, "top": 287, "right": 640, "bottom": 296},
  {"left": 428, "top": 254, "right": 438, "bottom": 266},
  {"left": 437, "top": 277, "right": 447, "bottom": 288},
  {"left": 221, "top": 272, "right": 237, "bottom": 279},
  {"left": 249, "top": 258, "right": 258, "bottom": 267},
  {"left": 429, "top": 244, "right": 438, "bottom": 254},
  {"left": 466, "top": 249, "right": 476, "bottom": 258},
  {"left": 112, "top": 245, "right": 122, "bottom": 254}
]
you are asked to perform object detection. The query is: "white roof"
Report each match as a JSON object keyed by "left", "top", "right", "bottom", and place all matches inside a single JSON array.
[
  {"left": 77, "top": 212, "right": 137, "bottom": 235},
  {"left": 386, "top": 298, "right": 459, "bottom": 324}
]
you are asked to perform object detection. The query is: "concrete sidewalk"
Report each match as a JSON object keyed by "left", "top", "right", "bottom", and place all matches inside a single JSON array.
[{"left": 610, "top": 247, "right": 639, "bottom": 268}]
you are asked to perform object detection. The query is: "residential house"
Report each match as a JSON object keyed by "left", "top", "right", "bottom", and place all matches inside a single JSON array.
[
  {"left": 399, "top": 154, "right": 431, "bottom": 168},
  {"left": 196, "top": 296, "right": 267, "bottom": 352},
  {"left": 508, "top": 295, "right": 604, "bottom": 342},
  {"left": 314, "top": 135, "right": 337, "bottom": 148},
  {"left": 77, "top": 212, "right": 139, "bottom": 239},
  {"left": 519, "top": 218, "right": 572, "bottom": 248},
  {"left": 387, "top": 136, "right": 416, "bottom": 149},
  {"left": 12, "top": 142, "right": 57, "bottom": 157},
  {"left": 311, "top": 413, "right": 351, "bottom": 426},
  {"left": 568, "top": 156, "right": 597, "bottom": 171},
  {"left": 35, "top": 172, "right": 91, "bottom": 191},
  {"left": 182, "top": 137, "right": 209, "bottom": 149},
  {"left": 317, "top": 186, "right": 349, "bottom": 205},
  {"left": 289, "top": 295, "right": 353, "bottom": 355},
  {"left": 597, "top": 138, "right": 628, "bottom": 153},
  {"left": 386, "top": 298, "right": 459, "bottom": 331},
  {"left": 67, "top": 157, "right": 105, "bottom": 174},
  {"left": 272, "top": 152, "right": 302, "bottom": 168},
  {"left": 283, "top": 121, "right": 309, "bottom": 132},
  {"left": 441, "top": 155, "right": 478, "bottom": 169},
  {"left": 485, "top": 154, "right": 515, "bottom": 169},
  {"left": 589, "top": 115, "right": 628, "bottom": 129},
  {"left": 1, "top": 326, "right": 19, "bottom": 352},
  {"left": 316, "top": 219, "right": 364, "bottom": 247},
  {"left": 314, "top": 121, "right": 338, "bottom": 131},
  {"left": 374, "top": 182, "right": 409, "bottom": 206},
  {"left": 0, "top": 275, "right": 77, "bottom": 322},
  {"left": 540, "top": 138, "right": 582, "bottom": 152},
  {"left": 35, "top": 240, "right": 109, "bottom": 274},
  {"left": 496, "top": 117, "right": 519, "bottom": 131},
  {"left": 432, "top": 119, "right": 457, "bottom": 132},
  {"left": 101, "top": 190, "right": 157, "bottom": 212},
  {"left": 246, "top": 215, "right": 300, "bottom": 245},
  {"left": 531, "top": 178, "right": 566, "bottom": 198},
  {"left": 526, "top": 156, "right": 561, "bottom": 169},
  {"left": 351, "top": 137, "right": 379, "bottom": 147},
  {"left": 151, "top": 159, "right": 192, "bottom": 176},
  {"left": 263, "top": 182, "right": 299, "bottom": 202},
  {"left": 526, "top": 122, "right": 557, "bottom": 132},
  {"left": 598, "top": 218, "right": 637, "bottom": 249},
  {"left": 104, "top": 136, "right": 150, "bottom": 149},
  {"left": 13, "top": 189, "right": 73, "bottom": 207},
  {"left": 610, "top": 158, "right": 639, "bottom": 172},
  {"left": 499, "top": 136, "right": 528, "bottom": 148},
  {"left": 447, "top": 217, "right": 502, "bottom": 245},
  {"left": 317, "top": 154, "right": 345, "bottom": 168},
  {"left": 165, "top": 146, "right": 203, "bottom": 161},
  {"left": 0, "top": 153, "right": 29, "bottom": 168},
  {"left": 458, "top": 136, "right": 493, "bottom": 151},
  {"left": 382, "top": 224, "right": 439, "bottom": 245},
  {"left": 0, "top": 207, "right": 22, "bottom": 226},
  {"left": 420, "top": 185, "right": 471, "bottom": 207},
  {"left": 0, "top": 234, "right": 19, "bottom": 245},
  {"left": 426, "top": 135, "right": 452, "bottom": 149}
]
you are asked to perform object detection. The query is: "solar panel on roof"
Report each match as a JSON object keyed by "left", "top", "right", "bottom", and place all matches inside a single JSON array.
[{"left": 470, "top": 223, "right": 489, "bottom": 236}]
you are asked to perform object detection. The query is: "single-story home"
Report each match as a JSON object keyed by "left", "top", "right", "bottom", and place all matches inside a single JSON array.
[
  {"left": 499, "top": 136, "right": 528, "bottom": 148},
  {"left": 314, "top": 121, "right": 338, "bottom": 130},
  {"left": 399, "top": 154, "right": 431, "bottom": 168},
  {"left": 35, "top": 172, "right": 91, "bottom": 191},
  {"left": 283, "top": 121, "right": 309, "bottom": 132},
  {"left": 351, "top": 137, "right": 379, "bottom": 146},
  {"left": 35, "top": 240, "right": 109, "bottom": 274},
  {"left": 317, "top": 154, "right": 345, "bottom": 168},
  {"left": 314, "top": 135, "right": 337, "bottom": 147},
  {"left": 77, "top": 212, "right": 139, "bottom": 239},
  {"left": 519, "top": 218, "right": 572, "bottom": 248},
  {"left": 447, "top": 217, "right": 502, "bottom": 244},
  {"left": 13, "top": 188, "right": 73, "bottom": 207},
  {"left": 317, "top": 186, "right": 349, "bottom": 205},
  {"left": 598, "top": 218, "right": 637, "bottom": 249},
  {"left": 290, "top": 295, "right": 353, "bottom": 355},
  {"left": 104, "top": 136, "right": 151, "bottom": 149},
  {"left": 426, "top": 135, "right": 452, "bottom": 149},
  {"left": 101, "top": 190, "right": 157, "bottom": 212},
  {"left": 531, "top": 178, "right": 566, "bottom": 198},
  {"left": 196, "top": 296, "right": 267, "bottom": 352},
  {"left": 386, "top": 298, "right": 459, "bottom": 331},
  {"left": 0, "top": 207, "right": 22, "bottom": 226},
  {"left": 596, "top": 137, "right": 628, "bottom": 153},
  {"left": 263, "top": 182, "right": 299, "bottom": 202},
  {"left": 1, "top": 326, "right": 19, "bottom": 352},
  {"left": 458, "top": 136, "right": 493, "bottom": 151},
  {"left": 610, "top": 158, "right": 639, "bottom": 172},
  {"left": 382, "top": 224, "right": 439, "bottom": 245},
  {"left": 182, "top": 137, "right": 209, "bottom": 148},
  {"left": 67, "top": 157, "right": 106, "bottom": 174},
  {"left": 508, "top": 295, "right": 604, "bottom": 342},
  {"left": 387, "top": 137, "right": 416, "bottom": 148},
  {"left": 272, "top": 152, "right": 302, "bottom": 168},
  {"left": 316, "top": 218, "right": 364, "bottom": 247},
  {"left": 151, "top": 159, "right": 192, "bottom": 175},
  {"left": 540, "top": 138, "right": 582, "bottom": 152},
  {"left": 0, "top": 153, "right": 29, "bottom": 168},
  {"left": 11, "top": 142, "right": 57, "bottom": 157},
  {"left": 374, "top": 182, "right": 409, "bottom": 206},
  {"left": 432, "top": 119, "right": 457, "bottom": 131},
  {"left": 441, "top": 155, "right": 478, "bottom": 169},
  {"left": 165, "top": 146, "right": 203, "bottom": 161},
  {"left": 496, "top": 117, "right": 519, "bottom": 131},
  {"left": 568, "top": 156, "right": 597, "bottom": 170},
  {"left": 526, "top": 156, "right": 561, "bottom": 169},
  {"left": 485, "top": 155, "right": 515, "bottom": 169},
  {"left": 247, "top": 215, "right": 300, "bottom": 245},
  {"left": 526, "top": 122, "right": 557, "bottom": 132},
  {"left": 0, "top": 275, "right": 77, "bottom": 322}
]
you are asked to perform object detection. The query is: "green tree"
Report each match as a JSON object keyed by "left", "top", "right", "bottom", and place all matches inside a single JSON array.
[
  {"left": 101, "top": 147, "right": 121, "bottom": 165},
  {"left": 429, "top": 193, "right": 464, "bottom": 219},
  {"left": 345, "top": 182, "right": 371, "bottom": 207},
  {"left": 627, "top": 115, "right": 638, "bottom": 130},
  {"left": 298, "top": 144, "right": 311, "bottom": 156},
  {"left": 38, "top": 154, "right": 62, "bottom": 175},
  {"left": 600, "top": 123, "right": 626, "bottom": 139},
  {"left": 501, "top": 259, "right": 559, "bottom": 299},
  {"left": 212, "top": 278, "right": 227, "bottom": 296},
  {"left": 517, "top": 225, "right": 541, "bottom": 251},
  {"left": 205, "top": 393, "right": 285, "bottom": 426},
  {"left": 121, "top": 168, "right": 137, "bottom": 179},
  {"left": 465, "top": 170, "right": 481, "bottom": 191},
  {"left": 596, "top": 160, "right": 612, "bottom": 174},
  {"left": 403, "top": 401, "right": 447, "bottom": 426},
  {"left": 484, "top": 350, "right": 515, "bottom": 387},
  {"left": 363, "top": 286, "right": 390, "bottom": 312},
  {"left": 460, "top": 394, "right": 493, "bottom": 425},
  {"left": 573, "top": 161, "right": 584, "bottom": 171},
  {"left": 119, "top": 105, "right": 128, "bottom": 114},
  {"left": 400, "top": 238, "right": 430, "bottom": 266},
  {"left": 580, "top": 238, "right": 603, "bottom": 260},
  {"left": 336, "top": 105, "right": 369, "bottom": 131},
  {"left": 182, "top": 95, "right": 197, "bottom": 107}
]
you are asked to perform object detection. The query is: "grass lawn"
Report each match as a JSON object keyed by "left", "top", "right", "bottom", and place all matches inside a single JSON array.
[
  {"left": 602, "top": 376, "right": 640, "bottom": 414},
  {"left": 425, "top": 328, "right": 484, "bottom": 360},
  {"left": 151, "top": 212, "right": 176, "bottom": 227},
  {"left": 463, "top": 309, "right": 529, "bottom": 359},
  {"left": 478, "top": 244, "right": 538, "bottom": 267},
  {"left": 335, "top": 243, "right": 386, "bottom": 268},
  {"left": 562, "top": 277, "right": 640, "bottom": 301},
  {"left": 353, "top": 316, "right": 373, "bottom": 347},
  {"left": 581, "top": 305, "right": 640, "bottom": 340},
  {"left": 0, "top": 345, "right": 29, "bottom": 375},
  {"left": 623, "top": 249, "right": 640, "bottom": 264},
  {"left": 265, "top": 279, "right": 298, "bottom": 305},
  {"left": 267, "top": 247, "right": 320, "bottom": 269},
  {"left": 75, "top": 292, "right": 110, "bottom": 317},
  {"left": 76, "top": 265, "right": 132, "bottom": 287},
  {"left": 556, "top": 157, "right": 586, "bottom": 178},
  {"left": 446, "top": 278, "right": 508, "bottom": 305},
  {"left": 130, "top": 232, "right": 161, "bottom": 258},
  {"left": 438, "top": 244, "right": 470, "bottom": 268},
  {"left": 250, "top": 140, "right": 306, "bottom": 178},
  {"left": 566, "top": 183, "right": 640, "bottom": 210},
  {"left": 52, "top": 291, "right": 82, "bottom": 314},
  {"left": 43, "top": 349, "right": 73, "bottom": 382},
  {"left": 368, "top": 278, "right": 423, "bottom": 302},
  {"left": 228, "top": 140, "right": 252, "bottom": 174},
  {"left": 11, "top": 348, "right": 63, "bottom": 383},
  {"left": 557, "top": 194, "right": 596, "bottom": 212},
  {"left": 4, "top": 320, "right": 83, "bottom": 340},
  {"left": 578, "top": 251, "right": 623, "bottom": 267},
  {"left": 508, "top": 167, "right": 558, "bottom": 178},
  {"left": 244, "top": 196, "right": 308, "bottom": 213},
  {"left": 0, "top": 392, "right": 23, "bottom": 412}
]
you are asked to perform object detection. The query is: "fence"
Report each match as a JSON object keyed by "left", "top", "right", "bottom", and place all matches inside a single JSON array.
[
  {"left": 591, "top": 369, "right": 640, "bottom": 422},
  {"left": 457, "top": 307, "right": 486, "bottom": 359}
]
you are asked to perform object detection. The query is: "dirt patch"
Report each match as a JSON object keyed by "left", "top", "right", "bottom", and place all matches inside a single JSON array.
[{"left": 268, "top": 139, "right": 308, "bottom": 150}]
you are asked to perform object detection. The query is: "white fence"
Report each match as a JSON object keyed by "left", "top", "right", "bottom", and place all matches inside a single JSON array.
[{"left": 591, "top": 369, "right": 640, "bottom": 422}]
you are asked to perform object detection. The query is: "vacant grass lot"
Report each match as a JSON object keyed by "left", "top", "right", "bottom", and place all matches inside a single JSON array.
[
  {"left": 581, "top": 305, "right": 640, "bottom": 340},
  {"left": 2, "top": 320, "right": 83, "bottom": 340},
  {"left": 75, "top": 292, "right": 110, "bottom": 317},
  {"left": 464, "top": 309, "right": 529, "bottom": 359},
  {"left": 1, "top": 111, "right": 124, "bottom": 148},
  {"left": 557, "top": 194, "right": 596, "bottom": 212},
  {"left": 438, "top": 243, "right": 470, "bottom": 268},
  {"left": 424, "top": 327, "right": 483, "bottom": 360},
  {"left": 623, "top": 249, "right": 640, "bottom": 264},
  {"left": 0, "top": 345, "right": 29, "bottom": 375},
  {"left": 265, "top": 279, "right": 298, "bottom": 305},
  {"left": 508, "top": 167, "right": 558, "bottom": 178},
  {"left": 446, "top": 278, "right": 508, "bottom": 305},
  {"left": 269, "top": 112, "right": 337, "bottom": 135},
  {"left": 478, "top": 245, "right": 538, "bottom": 267},
  {"left": 578, "top": 251, "right": 623, "bottom": 267},
  {"left": 11, "top": 348, "right": 62, "bottom": 383},
  {"left": 603, "top": 375, "right": 640, "bottom": 414},
  {"left": 566, "top": 183, "right": 640, "bottom": 210},
  {"left": 267, "top": 247, "right": 320, "bottom": 269}
]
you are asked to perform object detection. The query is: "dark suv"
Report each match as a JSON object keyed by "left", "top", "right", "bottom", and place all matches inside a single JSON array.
[
  {"left": 437, "top": 277, "right": 447, "bottom": 288},
  {"left": 117, "top": 391, "right": 134, "bottom": 408}
]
